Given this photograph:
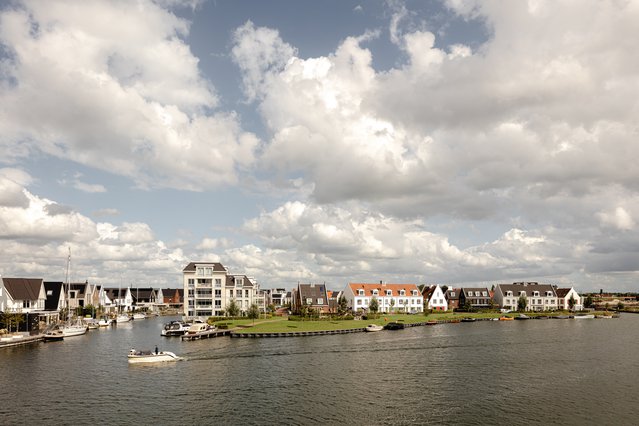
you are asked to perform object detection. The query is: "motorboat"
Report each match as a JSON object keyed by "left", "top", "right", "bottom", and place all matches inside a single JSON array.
[
  {"left": 43, "top": 328, "right": 64, "bottom": 341},
  {"left": 127, "top": 348, "right": 182, "bottom": 364},
  {"left": 383, "top": 322, "right": 405, "bottom": 330},
  {"left": 161, "top": 321, "right": 191, "bottom": 337},
  {"left": 132, "top": 313, "right": 146, "bottom": 320},
  {"left": 574, "top": 314, "right": 595, "bottom": 319},
  {"left": 181, "top": 323, "right": 217, "bottom": 340},
  {"left": 515, "top": 314, "right": 530, "bottom": 320},
  {"left": 98, "top": 318, "right": 112, "bottom": 327},
  {"left": 460, "top": 317, "right": 477, "bottom": 322},
  {"left": 83, "top": 318, "right": 100, "bottom": 329},
  {"left": 365, "top": 324, "right": 384, "bottom": 332},
  {"left": 426, "top": 320, "right": 438, "bottom": 325},
  {"left": 499, "top": 316, "right": 514, "bottom": 321},
  {"left": 115, "top": 314, "right": 131, "bottom": 323}
]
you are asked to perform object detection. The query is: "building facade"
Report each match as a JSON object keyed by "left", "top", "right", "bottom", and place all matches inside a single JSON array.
[
  {"left": 344, "top": 282, "right": 424, "bottom": 314},
  {"left": 493, "top": 282, "right": 558, "bottom": 311}
]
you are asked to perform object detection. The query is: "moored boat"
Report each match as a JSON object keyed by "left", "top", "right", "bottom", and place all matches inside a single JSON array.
[
  {"left": 460, "top": 317, "right": 476, "bottom": 322},
  {"left": 132, "top": 313, "right": 146, "bottom": 320},
  {"left": 365, "top": 324, "right": 384, "bottom": 332},
  {"left": 98, "top": 317, "right": 112, "bottom": 327},
  {"left": 499, "top": 316, "right": 514, "bottom": 321},
  {"left": 60, "top": 320, "right": 89, "bottom": 337},
  {"left": 161, "top": 320, "right": 191, "bottom": 337},
  {"left": 115, "top": 314, "right": 131, "bottom": 323},
  {"left": 181, "top": 323, "right": 218, "bottom": 340},
  {"left": 515, "top": 314, "right": 530, "bottom": 320},
  {"left": 426, "top": 320, "right": 438, "bottom": 325},
  {"left": 127, "top": 348, "right": 181, "bottom": 364},
  {"left": 574, "top": 314, "right": 595, "bottom": 319},
  {"left": 43, "top": 328, "right": 64, "bottom": 341},
  {"left": 383, "top": 322, "right": 405, "bottom": 330}
]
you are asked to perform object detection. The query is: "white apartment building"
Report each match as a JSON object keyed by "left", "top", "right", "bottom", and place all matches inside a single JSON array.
[
  {"left": 343, "top": 282, "right": 424, "bottom": 314},
  {"left": 493, "top": 282, "right": 558, "bottom": 311}
]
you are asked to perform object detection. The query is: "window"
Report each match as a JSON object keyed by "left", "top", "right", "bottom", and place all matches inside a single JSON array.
[
  {"left": 357, "top": 299, "right": 362, "bottom": 305},
  {"left": 245, "top": 290, "right": 249, "bottom": 298},
  {"left": 306, "top": 298, "right": 313, "bottom": 304},
  {"left": 188, "top": 278, "right": 194, "bottom": 286},
  {"left": 450, "top": 292, "right": 455, "bottom": 297},
  {"left": 399, "top": 290, "right": 406, "bottom": 296},
  {"left": 236, "top": 289, "right": 242, "bottom": 297},
  {"left": 317, "top": 298, "right": 324, "bottom": 304},
  {"left": 533, "top": 291, "right": 539, "bottom": 297},
  {"left": 412, "top": 290, "right": 418, "bottom": 296},
  {"left": 482, "top": 291, "right": 488, "bottom": 296},
  {"left": 372, "top": 290, "right": 379, "bottom": 296},
  {"left": 215, "top": 278, "right": 222, "bottom": 287},
  {"left": 506, "top": 291, "right": 513, "bottom": 297},
  {"left": 386, "top": 290, "right": 392, "bottom": 296},
  {"left": 358, "top": 290, "right": 364, "bottom": 296},
  {"left": 215, "top": 300, "right": 221, "bottom": 307},
  {"left": 468, "top": 291, "right": 474, "bottom": 297}
]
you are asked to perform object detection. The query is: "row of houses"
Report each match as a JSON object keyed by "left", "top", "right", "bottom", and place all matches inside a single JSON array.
[
  {"left": 287, "top": 281, "right": 583, "bottom": 314},
  {"left": 0, "top": 277, "right": 184, "bottom": 331}
]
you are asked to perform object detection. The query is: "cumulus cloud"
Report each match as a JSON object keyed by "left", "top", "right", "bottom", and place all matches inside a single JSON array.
[{"left": 0, "top": 0, "right": 258, "bottom": 191}]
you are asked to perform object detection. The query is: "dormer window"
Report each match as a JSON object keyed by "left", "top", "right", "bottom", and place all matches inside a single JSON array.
[
  {"left": 412, "top": 290, "right": 418, "bottom": 296},
  {"left": 399, "top": 290, "right": 406, "bottom": 296},
  {"left": 533, "top": 291, "right": 539, "bottom": 297},
  {"left": 450, "top": 292, "right": 455, "bottom": 297},
  {"left": 482, "top": 291, "right": 488, "bottom": 296},
  {"left": 468, "top": 291, "right": 474, "bottom": 297},
  {"left": 372, "top": 290, "right": 379, "bottom": 296},
  {"left": 506, "top": 291, "right": 513, "bottom": 297},
  {"left": 358, "top": 289, "right": 364, "bottom": 296},
  {"left": 519, "top": 291, "right": 526, "bottom": 297},
  {"left": 386, "top": 290, "right": 392, "bottom": 296},
  {"left": 546, "top": 292, "right": 553, "bottom": 297}
]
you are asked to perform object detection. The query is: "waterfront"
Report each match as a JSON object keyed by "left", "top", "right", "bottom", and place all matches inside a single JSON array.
[{"left": 1, "top": 315, "right": 638, "bottom": 425}]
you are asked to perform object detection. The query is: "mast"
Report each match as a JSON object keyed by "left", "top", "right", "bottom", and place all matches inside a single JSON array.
[{"left": 67, "top": 247, "right": 71, "bottom": 322}]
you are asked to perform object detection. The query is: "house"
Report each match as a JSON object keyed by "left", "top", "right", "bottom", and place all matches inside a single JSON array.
[
  {"left": 445, "top": 288, "right": 461, "bottom": 311},
  {"left": 327, "top": 290, "right": 343, "bottom": 313},
  {"left": 459, "top": 287, "right": 492, "bottom": 310},
  {"left": 132, "top": 287, "right": 163, "bottom": 309},
  {"left": 182, "top": 262, "right": 259, "bottom": 318},
  {"left": 102, "top": 287, "right": 134, "bottom": 312},
  {"left": 1, "top": 277, "right": 51, "bottom": 332},
  {"left": 291, "top": 283, "right": 330, "bottom": 314},
  {"left": 554, "top": 287, "right": 583, "bottom": 311},
  {"left": 267, "top": 288, "right": 289, "bottom": 307},
  {"left": 422, "top": 284, "right": 448, "bottom": 311},
  {"left": 343, "top": 282, "right": 423, "bottom": 314},
  {"left": 163, "top": 288, "right": 183, "bottom": 307},
  {"left": 493, "top": 282, "right": 558, "bottom": 311}
]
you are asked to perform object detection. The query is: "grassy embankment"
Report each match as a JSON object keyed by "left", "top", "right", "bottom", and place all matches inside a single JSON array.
[{"left": 219, "top": 310, "right": 611, "bottom": 334}]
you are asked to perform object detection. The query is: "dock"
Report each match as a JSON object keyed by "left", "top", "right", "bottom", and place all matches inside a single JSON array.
[
  {"left": 0, "top": 334, "right": 43, "bottom": 348},
  {"left": 181, "top": 329, "right": 230, "bottom": 341}
]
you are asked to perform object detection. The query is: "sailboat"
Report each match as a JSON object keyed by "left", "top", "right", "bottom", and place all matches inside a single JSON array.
[{"left": 60, "top": 248, "right": 88, "bottom": 337}]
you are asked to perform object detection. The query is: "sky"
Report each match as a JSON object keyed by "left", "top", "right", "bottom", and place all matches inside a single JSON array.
[{"left": 1, "top": 0, "right": 638, "bottom": 292}]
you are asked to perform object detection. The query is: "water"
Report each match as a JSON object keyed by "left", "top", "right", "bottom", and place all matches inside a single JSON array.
[{"left": 1, "top": 315, "right": 638, "bottom": 425}]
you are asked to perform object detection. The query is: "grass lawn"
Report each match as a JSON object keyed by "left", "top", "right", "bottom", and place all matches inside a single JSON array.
[{"left": 217, "top": 310, "right": 611, "bottom": 334}]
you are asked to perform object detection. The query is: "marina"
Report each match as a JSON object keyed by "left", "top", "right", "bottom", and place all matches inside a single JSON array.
[{"left": 1, "top": 314, "right": 638, "bottom": 425}]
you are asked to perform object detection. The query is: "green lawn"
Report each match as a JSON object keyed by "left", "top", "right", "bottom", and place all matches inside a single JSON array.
[{"left": 217, "top": 310, "right": 610, "bottom": 334}]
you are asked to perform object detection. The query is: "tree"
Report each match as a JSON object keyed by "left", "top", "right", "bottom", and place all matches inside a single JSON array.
[
  {"left": 1, "top": 313, "right": 24, "bottom": 333},
  {"left": 389, "top": 298, "right": 396, "bottom": 313},
  {"left": 517, "top": 295, "right": 528, "bottom": 312},
  {"left": 337, "top": 295, "right": 348, "bottom": 315},
  {"left": 369, "top": 297, "right": 379, "bottom": 315},
  {"left": 441, "top": 285, "right": 448, "bottom": 294},
  {"left": 584, "top": 294, "right": 594, "bottom": 308},
  {"left": 568, "top": 295, "right": 576, "bottom": 311},
  {"left": 463, "top": 301, "right": 472, "bottom": 312},
  {"left": 617, "top": 302, "right": 625, "bottom": 311},
  {"left": 226, "top": 298, "right": 240, "bottom": 317},
  {"left": 247, "top": 303, "right": 260, "bottom": 324}
]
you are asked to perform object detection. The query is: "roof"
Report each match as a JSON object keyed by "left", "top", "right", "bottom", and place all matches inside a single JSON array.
[
  {"left": 132, "top": 288, "right": 155, "bottom": 301},
  {"left": 44, "top": 281, "right": 64, "bottom": 310},
  {"left": 2, "top": 278, "right": 43, "bottom": 300},
  {"left": 461, "top": 287, "right": 490, "bottom": 297},
  {"left": 298, "top": 283, "right": 329, "bottom": 305},
  {"left": 182, "top": 262, "right": 226, "bottom": 272},
  {"left": 555, "top": 288, "right": 572, "bottom": 298},
  {"left": 445, "top": 288, "right": 461, "bottom": 300},
  {"left": 349, "top": 283, "right": 421, "bottom": 297},
  {"left": 496, "top": 283, "right": 556, "bottom": 296}
]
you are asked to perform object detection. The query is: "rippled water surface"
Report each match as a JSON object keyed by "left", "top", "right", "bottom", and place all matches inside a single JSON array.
[{"left": 1, "top": 314, "right": 638, "bottom": 425}]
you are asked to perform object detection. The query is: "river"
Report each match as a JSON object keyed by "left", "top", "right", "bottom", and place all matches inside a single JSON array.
[{"left": 1, "top": 314, "right": 637, "bottom": 425}]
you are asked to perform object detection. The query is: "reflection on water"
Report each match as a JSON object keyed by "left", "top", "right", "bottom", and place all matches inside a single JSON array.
[{"left": 1, "top": 315, "right": 638, "bottom": 425}]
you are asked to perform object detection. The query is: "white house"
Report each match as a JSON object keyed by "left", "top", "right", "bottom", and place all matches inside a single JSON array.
[
  {"left": 343, "top": 282, "right": 423, "bottom": 314},
  {"left": 555, "top": 287, "right": 583, "bottom": 311},
  {"left": 493, "top": 282, "right": 558, "bottom": 311},
  {"left": 422, "top": 284, "right": 448, "bottom": 311}
]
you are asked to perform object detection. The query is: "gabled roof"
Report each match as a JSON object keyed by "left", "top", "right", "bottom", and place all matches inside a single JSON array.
[
  {"left": 496, "top": 283, "right": 556, "bottom": 296},
  {"left": 461, "top": 287, "right": 490, "bottom": 297},
  {"left": 103, "top": 288, "right": 129, "bottom": 299},
  {"left": 44, "top": 281, "right": 64, "bottom": 310},
  {"left": 298, "top": 283, "right": 329, "bottom": 305},
  {"left": 132, "top": 288, "right": 155, "bottom": 301},
  {"left": 445, "top": 288, "right": 461, "bottom": 300},
  {"left": 555, "top": 288, "right": 572, "bottom": 298},
  {"left": 182, "top": 262, "right": 226, "bottom": 272},
  {"left": 349, "top": 283, "right": 421, "bottom": 297},
  {"left": 2, "top": 278, "right": 43, "bottom": 300}
]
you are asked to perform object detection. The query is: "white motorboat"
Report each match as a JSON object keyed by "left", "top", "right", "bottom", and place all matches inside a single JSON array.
[
  {"left": 98, "top": 318, "right": 112, "bottom": 327},
  {"left": 127, "top": 348, "right": 182, "bottom": 364},
  {"left": 365, "top": 324, "right": 384, "bottom": 332},
  {"left": 43, "top": 328, "right": 64, "bottom": 341},
  {"left": 181, "top": 323, "right": 217, "bottom": 340},
  {"left": 132, "top": 313, "right": 146, "bottom": 320},
  {"left": 574, "top": 314, "right": 595, "bottom": 319},
  {"left": 115, "top": 314, "right": 131, "bottom": 323},
  {"left": 161, "top": 320, "right": 190, "bottom": 337}
]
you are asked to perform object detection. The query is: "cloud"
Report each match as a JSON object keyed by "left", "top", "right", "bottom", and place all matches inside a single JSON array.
[
  {"left": 0, "top": 0, "right": 258, "bottom": 191},
  {"left": 92, "top": 208, "right": 120, "bottom": 217}
]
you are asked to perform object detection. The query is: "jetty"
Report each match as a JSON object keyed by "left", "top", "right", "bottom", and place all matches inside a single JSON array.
[
  {"left": 0, "top": 333, "right": 43, "bottom": 348},
  {"left": 181, "top": 328, "right": 230, "bottom": 341}
]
